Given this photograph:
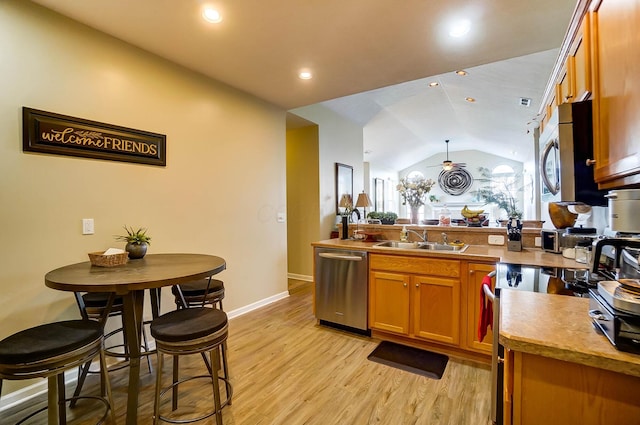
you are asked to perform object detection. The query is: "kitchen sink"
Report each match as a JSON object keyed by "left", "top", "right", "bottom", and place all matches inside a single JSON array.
[{"left": 374, "top": 241, "right": 468, "bottom": 252}]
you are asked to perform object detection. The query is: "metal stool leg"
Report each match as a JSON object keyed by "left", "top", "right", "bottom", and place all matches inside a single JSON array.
[{"left": 210, "top": 348, "right": 223, "bottom": 425}]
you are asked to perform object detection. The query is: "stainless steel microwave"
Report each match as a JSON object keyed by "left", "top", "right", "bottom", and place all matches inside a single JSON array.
[{"left": 539, "top": 100, "right": 606, "bottom": 206}]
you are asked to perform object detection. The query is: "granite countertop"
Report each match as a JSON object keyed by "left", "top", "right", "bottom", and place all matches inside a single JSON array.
[
  {"left": 312, "top": 238, "right": 584, "bottom": 269},
  {"left": 499, "top": 290, "right": 640, "bottom": 378}
]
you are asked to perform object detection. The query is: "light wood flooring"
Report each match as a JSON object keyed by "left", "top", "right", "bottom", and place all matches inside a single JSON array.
[{"left": 1, "top": 282, "right": 491, "bottom": 425}]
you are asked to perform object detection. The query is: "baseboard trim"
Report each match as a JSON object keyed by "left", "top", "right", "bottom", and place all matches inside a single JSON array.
[
  {"left": 288, "top": 273, "right": 312, "bottom": 282},
  {"left": 226, "top": 291, "right": 289, "bottom": 320}
]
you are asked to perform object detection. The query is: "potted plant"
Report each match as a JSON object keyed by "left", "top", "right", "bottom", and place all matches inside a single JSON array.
[
  {"left": 473, "top": 167, "right": 523, "bottom": 221},
  {"left": 366, "top": 211, "right": 398, "bottom": 225},
  {"left": 115, "top": 226, "right": 151, "bottom": 259},
  {"left": 396, "top": 176, "right": 436, "bottom": 224}
]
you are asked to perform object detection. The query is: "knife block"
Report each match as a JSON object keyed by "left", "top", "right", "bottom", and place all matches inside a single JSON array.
[{"left": 507, "top": 240, "right": 522, "bottom": 252}]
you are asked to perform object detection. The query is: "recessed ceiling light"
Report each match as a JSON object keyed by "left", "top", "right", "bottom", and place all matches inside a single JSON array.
[
  {"left": 428, "top": 82, "right": 440, "bottom": 87},
  {"left": 465, "top": 97, "right": 476, "bottom": 103},
  {"left": 298, "top": 71, "right": 313, "bottom": 80},
  {"left": 455, "top": 70, "right": 468, "bottom": 76},
  {"left": 202, "top": 8, "right": 222, "bottom": 23},
  {"left": 449, "top": 20, "right": 471, "bottom": 37}
]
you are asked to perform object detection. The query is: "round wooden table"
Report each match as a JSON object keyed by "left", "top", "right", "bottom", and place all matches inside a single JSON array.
[{"left": 45, "top": 253, "right": 226, "bottom": 425}]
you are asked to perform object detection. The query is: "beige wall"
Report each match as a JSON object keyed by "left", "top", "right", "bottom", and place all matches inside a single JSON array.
[
  {"left": 0, "top": 0, "right": 287, "bottom": 393},
  {"left": 289, "top": 104, "right": 365, "bottom": 240},
  {"left": 286, "top": 126, "right": 320, "bottom": 277}
]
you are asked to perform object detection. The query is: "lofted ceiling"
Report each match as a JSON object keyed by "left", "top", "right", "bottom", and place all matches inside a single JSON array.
[{"left": 30, "top": 0, "right": 578, "bottom": 170}]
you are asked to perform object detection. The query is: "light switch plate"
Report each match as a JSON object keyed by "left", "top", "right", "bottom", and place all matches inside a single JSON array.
[
  {"left": 82, "top": 218, "right": 94, "bottom": 235},
  {"left": 534, "top": 236, "right": 542, "bottom": 247},
  {"left": 488, "top": 235, "right": 504, "bottom": 245}
]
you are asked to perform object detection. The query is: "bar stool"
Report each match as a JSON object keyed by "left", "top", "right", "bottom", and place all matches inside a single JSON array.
[
  {"left": 150, "top": 307, "right": 232, "bottom": 425},
  {"left": 0, "top": 320, "right": 116, "bottom": 425},
  {"left": 172, "top": 278, "right": 225, "bottom": 310},
  {"left": 71, "top": 291, "right": 154, "bottom": 405}
]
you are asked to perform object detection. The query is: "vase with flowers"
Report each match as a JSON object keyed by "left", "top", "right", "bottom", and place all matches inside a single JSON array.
[{"left": 396, "top": 176, "right": 436, "bottom": 224}]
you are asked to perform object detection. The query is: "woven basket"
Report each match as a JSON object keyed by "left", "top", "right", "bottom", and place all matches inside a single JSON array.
[{"left": 88, "top": 251, "right": 129, "bottom": 267}]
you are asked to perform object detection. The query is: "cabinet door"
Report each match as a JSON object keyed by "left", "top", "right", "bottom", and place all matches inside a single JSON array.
[
  {"left": 556, "top": 62, "right": 573, "bottom": 104},
  {"left": 369, "top": 271, "right": 410, "bottom": 335},
  {"left": 412, "top": 275, "right": 460, "bottom": 345},
  {"left": 466, "top": 263, "right": 496, "bottom": 353},
  {"left": 571, "top": 14, "right": 591, "bottom": 102},
  {"left": 592, "top": 0, "right": 640, "bottom": 187}
]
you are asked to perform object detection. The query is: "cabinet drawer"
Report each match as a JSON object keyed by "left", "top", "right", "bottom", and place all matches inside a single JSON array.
[{"left": 370, "top": 254, "right": 460, "bottom": 277}]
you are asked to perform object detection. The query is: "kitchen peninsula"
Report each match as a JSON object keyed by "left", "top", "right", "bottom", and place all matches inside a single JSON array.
[
  {"left": 312, "top": 224, "right": 584, "bottom": 364},
  {"left": 313, "top": 226, "right": 640, "bottom": 424}
]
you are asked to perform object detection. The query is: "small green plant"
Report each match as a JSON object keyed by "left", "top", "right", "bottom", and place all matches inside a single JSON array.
[
  {"left": 367, "top": 211, "right": 398, "bottom": 224},
  {"left": 115, "top": 226, "right": 151, "bottom": 245}
]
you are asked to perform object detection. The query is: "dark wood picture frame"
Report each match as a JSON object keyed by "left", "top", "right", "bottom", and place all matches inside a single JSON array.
[
  {"left": 22, "top": 107, "right": 167, "bottom": 166},
  {"left": 374, "top": 178, "right": 384, "bottom": 212},
  {"left": 335, "top": 163, "right": 353, "bottom": 215}
]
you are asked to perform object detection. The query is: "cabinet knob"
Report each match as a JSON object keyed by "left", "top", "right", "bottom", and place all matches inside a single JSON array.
[
  {"left": 470, "top": 270, "right": 475, "bottom": 275},
  {"left": 586, "top": 159, "right": 596, "bottom": 166},
  {"left": 403, "top": 283, "right": 407, "bottom": 287},
  {"left": 415, "top": 284, "right": 419, "bottom": 288}
]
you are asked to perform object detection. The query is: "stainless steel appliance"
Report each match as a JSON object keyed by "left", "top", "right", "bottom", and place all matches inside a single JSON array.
[
  {"left": 539, "top": 100, "right": 607, "bottom": 206},
  {"left": 314, "top": 247, "right": 369, "bottom": 333},
  {"left": 541, "top": 229, "right": 562, "bottom": 253},
  {"left": 589, "top": 238, "right": 640, "bottom": 354},
  {"left": 606, "top": 189, "right": 640, "bottom": 233}
]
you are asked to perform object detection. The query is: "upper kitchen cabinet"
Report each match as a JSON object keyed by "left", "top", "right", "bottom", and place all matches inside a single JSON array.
[
  {"left": 591, "top": 0, "right": 640, "bottom": 188},
  {"left": 570, "top": 13, "right": 592, "bottom": 102}
]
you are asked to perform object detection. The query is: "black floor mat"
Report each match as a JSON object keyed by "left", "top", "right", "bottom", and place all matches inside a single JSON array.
[{"left": 367, "top": 341, "right": 448, "bottom": 379}]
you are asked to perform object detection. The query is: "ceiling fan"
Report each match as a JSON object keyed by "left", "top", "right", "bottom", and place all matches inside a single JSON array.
[{"left": 427, "top": 139, "right": 467, "bottom": 170}]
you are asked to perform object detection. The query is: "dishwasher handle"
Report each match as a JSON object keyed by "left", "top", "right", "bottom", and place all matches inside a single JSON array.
[{"left": 318, "top": 252, "right": 364, "bottom": 261}]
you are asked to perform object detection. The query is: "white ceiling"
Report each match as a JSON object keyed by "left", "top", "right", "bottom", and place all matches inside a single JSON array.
[
  {"left": 322, "top": 48, "right": 559, "bottom": 170},
  {"left": 30, "top": 0, "right": 578, "bottom": 170}
]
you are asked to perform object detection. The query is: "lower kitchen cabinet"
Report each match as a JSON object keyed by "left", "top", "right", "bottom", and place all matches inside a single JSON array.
[
  {"left": 369, "top": 254, "right": 461, "bottom": 346},
  {"left": 464, "top": 262, "right": 496, "bottom": 354},
  {"left": 413, "top": 275, "right": 460, "bottom": 345},
  {"left": 505, "top": 350, "right": 640, "bottom": 425},
  {"left": 369, "top": 271, "right": 410, "bottom": 334}
]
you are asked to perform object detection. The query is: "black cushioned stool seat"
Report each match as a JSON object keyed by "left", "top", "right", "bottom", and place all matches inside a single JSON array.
[
  {"left": 150, "top": 307, "right": 232, "bottom": 425},
  {"left": 0, "top": 320, "right": 115, "bottom": 425},
  {"left": 172, "top": 278, "right": 225, "bottom": 310}
]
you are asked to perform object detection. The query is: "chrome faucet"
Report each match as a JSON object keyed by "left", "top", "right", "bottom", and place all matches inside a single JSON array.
[
  {"left": 406, "top": 229, "right": 428, "bottom": 242},
  {"left": 441, "top": 232, "right": 448, "bottom": 244}
]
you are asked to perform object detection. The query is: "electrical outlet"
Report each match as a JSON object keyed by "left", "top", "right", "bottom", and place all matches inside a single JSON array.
[
  {"left": 488, "top": 235, "right": 504, "bottom": 245},
  {"left": 82, "top": 218, "right": 94, "bottom": 235},
  {"left": 535, "top": 236, "right": 542, "bottom": 247}
]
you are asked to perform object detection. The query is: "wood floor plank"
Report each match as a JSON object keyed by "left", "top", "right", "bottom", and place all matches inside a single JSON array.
[{"left": 0, "top": 282, "right": 491, "bottom": 424}]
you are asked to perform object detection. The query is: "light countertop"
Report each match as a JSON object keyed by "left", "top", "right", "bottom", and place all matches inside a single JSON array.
[
  {"left": 312, "top": 238, "right": 584, "bottom": 269},
  {"left": 499, "top": 290, "right": 640, "bottom": 378}
]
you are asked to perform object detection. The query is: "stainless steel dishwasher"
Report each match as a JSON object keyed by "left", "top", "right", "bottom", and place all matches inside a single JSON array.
[{"left": 314, "top": 247, "right": 369, "bottom": 333}]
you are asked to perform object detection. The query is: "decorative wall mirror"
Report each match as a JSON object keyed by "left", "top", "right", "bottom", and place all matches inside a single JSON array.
[{"left": 335, "top": 163, "right": 353, "bottom": 215}]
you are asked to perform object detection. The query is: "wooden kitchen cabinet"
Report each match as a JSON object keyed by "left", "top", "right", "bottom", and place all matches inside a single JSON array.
[
  {"left": 369, "top": 271, "right": 410, "bottom": 334},
  {"left": 369, "top": 254, "right": 461, "bottom": 346},
  {"left": 555, "top": 62, "right": 572, "bottom": 105},
  {"left": 591, "top": 0, "right": 640, "bottom": 188},
  {"left": 412, "top": 274, "right": 460, "bottom": 345},
  {"left": 506, "top": 351, "right": 640, "bottom": 424},
  {"left": 570, "top": 13, "right": 591, "bottom": 102},
  {"left": 464, "top": 262, "right": 496, "bottom": 354}
]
